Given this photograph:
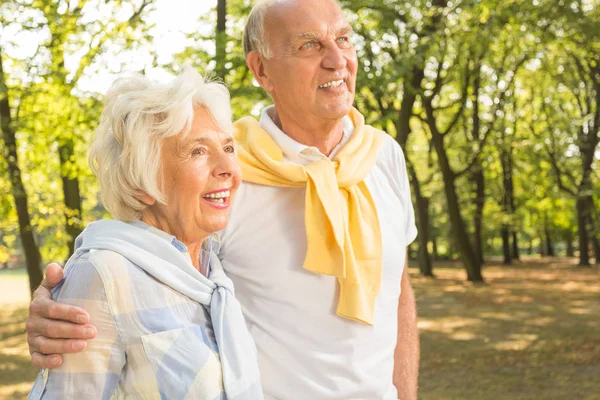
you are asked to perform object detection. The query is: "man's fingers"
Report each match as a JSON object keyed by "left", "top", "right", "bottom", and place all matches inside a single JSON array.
[
  {"left": 32, "top": 336, "right": 88, "bottom": 355},
  {"left": 31, "top": 352, "right": 63, "bottom": 369},
  {"left": 31, "top": 263, "right": 64, "bottom": 302},
  {"left": 32, "top": 318, "right": 97, "bottom": 340},
  {"left": 32, "top": 283, "right": 53, "bottom": 302},
  {"left": 30, "top": 296, "right": 90, "bottom": 324},
  {"left": 41, "top": 263, "right": 64, "bottom": 290}
]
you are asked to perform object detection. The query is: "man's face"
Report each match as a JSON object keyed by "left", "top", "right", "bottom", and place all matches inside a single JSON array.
[{"left": 260, "top": 0, "right": 358, "bottom": 122}]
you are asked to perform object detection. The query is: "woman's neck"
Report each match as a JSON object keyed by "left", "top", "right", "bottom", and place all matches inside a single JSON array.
[{"left": 140, "top": 213, "right": 208, "bottom": 273}]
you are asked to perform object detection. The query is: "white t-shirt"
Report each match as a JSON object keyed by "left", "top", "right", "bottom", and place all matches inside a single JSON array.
[{"left": 219, "top": 106, "right": 418, "bottom": 399}]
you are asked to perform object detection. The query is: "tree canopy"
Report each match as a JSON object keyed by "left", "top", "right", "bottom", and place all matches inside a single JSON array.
[{"left": 1, "top": 0, "right": 598, "bottom": 294}]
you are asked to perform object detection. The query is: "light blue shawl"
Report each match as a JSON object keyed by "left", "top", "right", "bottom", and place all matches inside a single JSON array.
[{"left": 68, "top": 219, "right": 263, "bottom": 399}]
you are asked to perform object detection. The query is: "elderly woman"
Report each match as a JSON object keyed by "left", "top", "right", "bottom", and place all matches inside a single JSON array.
[{"left": 29, "top": 69, "right": 262, "bottom": 400}]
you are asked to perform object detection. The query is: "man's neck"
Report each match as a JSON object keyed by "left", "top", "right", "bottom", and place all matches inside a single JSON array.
[{"left": 271, "top": 107, "right": 344, "bottom": 156}]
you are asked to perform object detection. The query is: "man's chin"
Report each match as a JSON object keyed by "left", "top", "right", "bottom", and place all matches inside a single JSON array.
[{"left": 320, "top": 103, "right": 353, "bottom": 120}]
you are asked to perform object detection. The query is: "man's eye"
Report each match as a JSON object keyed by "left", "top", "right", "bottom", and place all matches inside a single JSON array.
[
  {"left": 192, "top": 147, "right": 206, "bottom": 155},
  {"left": 337, "top": 36, "right": 351, "bottom": 46},
  {"left": 224, "top": 145, "right": 236, "bottom": 154},
  {"left": 302, "top": 41, "right": 316, "bottom": 49}
]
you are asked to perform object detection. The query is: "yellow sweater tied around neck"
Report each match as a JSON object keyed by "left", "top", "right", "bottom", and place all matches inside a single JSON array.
[{"left": 234, "top": 108, "right": 385, "bottom": 325}]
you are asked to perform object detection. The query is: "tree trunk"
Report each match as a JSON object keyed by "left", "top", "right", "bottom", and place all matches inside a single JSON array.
[
  {"left": 507, "top": 121, "right": 519, "bottom": 261},
  {"left": 215, "top": 0, "right": 227, "bottom": 81},
  {"left": 472, "top": 167, "right": 485, "bottom": 265},
  {"left": 500, "top": 119, "right": 517, "bottom": 264},
  {"left": 58, "top": 141, "right": 83, "bottom": 257},
  {"left": 424, "top": 102, "right": 482, "bottom": 281},
  {"left": 448, "top": 234, "right": 455, "bottom": 259},
  {"left": 48, "top": 28, "right": 86, "bottom": 261},
  {"left": 566, "top": 240, "right": 575, "bottom": 257},
  {"left": 586, "top": 198, "right": 600, "bottom": 264},
  {"left": 0, "top": 49, "right": 43, "bottom": 295},
  {"left": 470, "top": 65, "right": 485, "bottom": 266},
  {"left": 400, "top": 137, "right": 433, "bottom": 278},
  {"left": 361, "top": 0, "right": 448, "bottom": 277},
  {"left": 576, "top": 197, "right": 591, "bottom": 266},
  {"left": 544, "top": 222, "right": 555, "bottom": 257},
  {"left": 591, "top": 235, "right": 600, "bottom": 265},
  {"left": 589, "top": 222, "right": 600, "bottom": 265},
  {"left": 432, "top": 235, "right": 438, "bottom": 260},
  {"left": 501, "top": 226, "right": 511, "bottom": 265},
  {"left": 411, "top": 178, "right": 433, "bottom": 277},
  {"left": 511, "top": 231, "right": 520, "bottom": 260},
  {"left": 395, "top": 56, "right": 432, "bottom": 276}
]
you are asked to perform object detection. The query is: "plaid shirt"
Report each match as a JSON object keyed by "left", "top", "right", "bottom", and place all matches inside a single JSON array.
[{"left": 29, "top": 222, "right": 225, "bottom": 400}]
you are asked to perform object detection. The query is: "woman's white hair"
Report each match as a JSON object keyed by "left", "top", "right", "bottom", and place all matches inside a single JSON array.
[{"left": 89, "top": 67, "right": 233, "bottom": 222}]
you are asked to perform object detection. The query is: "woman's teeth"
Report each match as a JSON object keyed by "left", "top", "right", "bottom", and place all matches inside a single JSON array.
[{"left": 202, "top": 190, "right": 230, "bottom": 203}]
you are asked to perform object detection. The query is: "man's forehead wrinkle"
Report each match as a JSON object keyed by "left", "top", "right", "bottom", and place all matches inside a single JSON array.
[
  {"left": 295, "top": 31, "right": 321, "bottom": 41},
  {"left": 290, "top": 22, "right": 352, "bottom": 41},
  {"left": 265, "top": 0, "right": 351, "bottom": 54}
]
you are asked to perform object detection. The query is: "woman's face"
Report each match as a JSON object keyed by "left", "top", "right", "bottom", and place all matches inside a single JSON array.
[{"left": 144, "top": 106, "right": 241, "bottom": 241}]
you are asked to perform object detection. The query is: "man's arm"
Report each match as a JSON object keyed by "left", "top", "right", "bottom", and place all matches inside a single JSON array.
[
  {"left": 27, "top": 263, "right": 97, "bottom": 368},
  {"left": 30, "top": 259, "right": 125, "bottom": 399},
  {"left": 393, "top": 252, "right": 419, "bottom": 400}
]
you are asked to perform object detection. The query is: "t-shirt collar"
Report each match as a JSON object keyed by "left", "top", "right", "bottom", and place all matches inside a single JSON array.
[{"left": 258, "top": 105, "right": 354, "bottom": 161}]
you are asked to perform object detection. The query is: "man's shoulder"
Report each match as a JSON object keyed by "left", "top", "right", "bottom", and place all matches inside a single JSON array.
[{"left": 363, "top": 126, "right": 406, "bottom": 165}]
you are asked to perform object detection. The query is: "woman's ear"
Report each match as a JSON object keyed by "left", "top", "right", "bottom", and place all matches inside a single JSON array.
[
  {"left": 246, "top": 51, "right": 274, "bottom": 93},
  {"left": 135, "top": 192, "right": 156, "bottom": 206}
]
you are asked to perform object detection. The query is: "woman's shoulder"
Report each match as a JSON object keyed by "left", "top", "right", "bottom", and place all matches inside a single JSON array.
[
  {"left": 84, "top": 249, "right": 135, "bottom": 278},
  {"left": 69, "top": 249, "right": 157, "bottom": 316},
  {"left": 62, "top": 250, "right": 141, "bottom": 297},
  {"left": 54, "top": 255, "right": 107, "bottom": 303}
]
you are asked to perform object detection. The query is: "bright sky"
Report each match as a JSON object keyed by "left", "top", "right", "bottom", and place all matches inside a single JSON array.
[
  {"left": 2, "top": 0, "right": 218, "bottom": 93},
  {"left": 82, "top": 0, "right": 216, "bottom": 93}
]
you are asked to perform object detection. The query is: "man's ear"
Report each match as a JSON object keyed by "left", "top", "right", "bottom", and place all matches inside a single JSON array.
[
  {"left": 135, "top": 192, "right": 156, "bottom": 206},
  {"left": 246, "top": 51, "right": 274, "bottom": 92}
]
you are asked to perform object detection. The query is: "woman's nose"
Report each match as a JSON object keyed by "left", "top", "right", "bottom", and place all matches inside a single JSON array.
[{"left": 213, "top": 151, "right": 236, "bottom": 178}]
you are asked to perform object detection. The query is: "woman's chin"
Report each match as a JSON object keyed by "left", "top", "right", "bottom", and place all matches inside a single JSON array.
[{"left": 197, "top": 217, "right": 229, "bottom": 235}]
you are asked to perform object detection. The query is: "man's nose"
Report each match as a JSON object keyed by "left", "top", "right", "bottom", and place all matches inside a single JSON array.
[{"left": 322, "top": 41, "right": 347, "bottom": 70}]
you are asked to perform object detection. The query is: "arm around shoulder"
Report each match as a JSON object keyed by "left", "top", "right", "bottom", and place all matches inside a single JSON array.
[
  {"left": 27, "top": 263, "right": 98, "bottom": 369},
  {"left": 29, "top": 257, "right": 126, "bottom": 399}
]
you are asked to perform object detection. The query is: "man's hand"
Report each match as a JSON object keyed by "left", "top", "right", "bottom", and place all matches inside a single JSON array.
[{"left": 27, "top": 263, "right": 97, "bottom": 369}]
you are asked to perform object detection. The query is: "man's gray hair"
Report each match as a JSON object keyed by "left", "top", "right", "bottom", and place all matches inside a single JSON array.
[
  {"left": 89, "top": 67, "right": 233, "bottom": 222},
  {"left": 243, "top": 0, "right": 279, "bottom": 58},
  {"left": 243, "top": 0, "right": 343, "bottom": 59}
]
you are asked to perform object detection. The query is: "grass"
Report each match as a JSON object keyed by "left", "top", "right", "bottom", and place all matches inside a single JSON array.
[
  {"left": 413, "top": 257, "right": 600, "bottom": 400},
  {"left": 0, "top": 268, "right": 36, "bottom": 400},
  {"left": 0, "top": 258, "right": 599, "bottom": 399}
]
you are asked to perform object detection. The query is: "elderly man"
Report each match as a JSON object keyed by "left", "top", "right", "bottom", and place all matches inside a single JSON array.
[{"left": 26, "top": 0, "right": 419, "bottom": 399}]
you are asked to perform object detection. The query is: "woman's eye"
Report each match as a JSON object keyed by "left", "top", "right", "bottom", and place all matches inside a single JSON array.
[{"left": 192, "top": 147, "right": 206, "bottom": 156}]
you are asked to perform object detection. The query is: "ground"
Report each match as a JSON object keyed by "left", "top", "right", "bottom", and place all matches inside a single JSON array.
[
  {"left": 0, "top": 269, "right": 36, "bottom": 400},
  {"left": 1, "top": 257, "right": 599, "bottom": 399}
]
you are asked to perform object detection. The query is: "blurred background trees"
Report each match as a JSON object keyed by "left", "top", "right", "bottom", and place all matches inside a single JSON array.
[{"left": 1, "top": 0, "right": 598, "bottom": 295}]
